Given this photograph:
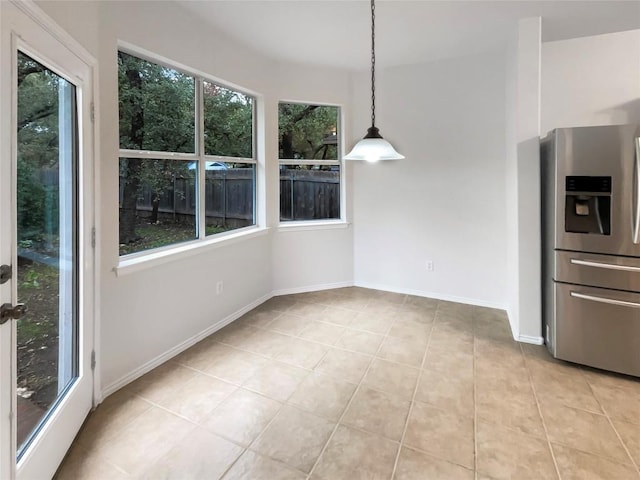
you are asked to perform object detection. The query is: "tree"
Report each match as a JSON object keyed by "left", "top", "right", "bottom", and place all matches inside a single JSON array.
[{"left": 278, "top": 103, "right": 338, "bottom": 163}]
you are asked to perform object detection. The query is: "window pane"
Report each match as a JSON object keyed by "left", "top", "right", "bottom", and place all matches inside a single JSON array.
[
  {"left": 119, "top": 158, "right": 197, "bottom": 255},
  {"left": 203, "top": 81, "right": 253, "bottom": 158},
  {"left": 279, "top": 104, "right": 339, "bottom": 160},
  {"left": 205, "top": 162, "right": 255, "bottom": 236},
  {"left": 280, "top": 165, "right": 340, "bottom": 221},
  {"left": 118, "top": 52, "right": 195, "bottom": 153}
]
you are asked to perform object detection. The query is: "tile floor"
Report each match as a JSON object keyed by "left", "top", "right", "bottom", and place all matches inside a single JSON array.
[{"left": 55, "top": 287, "right": 640, "bottom": 479}]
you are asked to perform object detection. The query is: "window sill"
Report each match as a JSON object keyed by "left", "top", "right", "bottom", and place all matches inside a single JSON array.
[
  {"left": 114, "top": 226, "right": 269, "bottom": 277},
  {"left": 277, "top": 220, "right": 350, "bottom": 233}
]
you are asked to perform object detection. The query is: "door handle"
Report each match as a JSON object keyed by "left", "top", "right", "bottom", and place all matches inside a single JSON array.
[
  {"left": 0, "top": 265, "right": 10, "bottom": 284},
  {"left": 633, "top": 137, "right": 640, "bottom": 244},
  {"left": 570, "top": 258, "right": 640, "bottom": 272},
  {"left": 0, "top": 303, "right": 27, "bottom": 325},
  {"left": 570, "top": 291, "right": 640, "bottom": 309}
]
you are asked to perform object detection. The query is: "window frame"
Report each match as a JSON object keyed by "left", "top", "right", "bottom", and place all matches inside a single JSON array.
[
  {"left": 117, "top": 45, "right": 259, "bottom": 261},
  {"left": 277, "top": 101, "right": 345, "bottom": 225}
]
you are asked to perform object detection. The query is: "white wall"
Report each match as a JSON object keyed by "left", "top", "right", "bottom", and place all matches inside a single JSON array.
[
  {"left": 541, "top": 29, "right": 640, "bottom": 134},
  {"left": 352, "top": 52, "right": 508, "bottom": 308},
  {"left": 36, "top": 0, "right": 353, "bottom": 395}
]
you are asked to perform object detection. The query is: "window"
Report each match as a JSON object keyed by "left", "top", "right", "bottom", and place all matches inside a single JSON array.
[
  {"left": 118, "top": 51, "right": 256, "bottom": 256},
  {"left": 278, "top": 103, "right": 341, "bottom": 222}
]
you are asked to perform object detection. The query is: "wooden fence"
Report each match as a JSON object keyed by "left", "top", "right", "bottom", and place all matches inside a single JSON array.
[{"left": 121, "top": 168, "right": 340, "bottom": 224}]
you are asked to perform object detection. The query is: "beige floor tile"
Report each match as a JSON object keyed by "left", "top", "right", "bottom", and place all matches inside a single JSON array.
[
  {"left": 394, "top": 446, "right": 474, "bottom": 480},
  {"left": 202, "top": 347, "right": 268, "bottom": 384},
  {"left": 362, "top": 358, "right": 420, "bottom": 400},
  {"left": 581, "top": 368, "right": 640, "bottom": 394},
  {"left": 274, "top": 337, "right": 329, "bottom": 369},
  {"left": 298, "top": 321, "right": 346, "bottom": 345},
  {"left": 476, "top": 421, "right": 557, "bottom": 480},
  {"left": 55, "top": 444, "right": 130, "bottom": 480},
  {"left": 202, "top": 388, "right": 281, "bottom": 446},
  {"left": 437, "top": 300, "right": 474, "bottom": 319},
  {"left": 238, "top": 307, "right": 283, "bottom": 328},
  {"left": 335, "top": 329, "right": 384, "bottom": 355},
  {"left": 614, "top": 419, "right": 640, "bottom": 466},
  {"left": 251, "top": 405, "right": 335, "bottom": 473},
  {"left": 423, "top": 345, "right": 474, "bottom": 379},
  {"left": 222, "top": 450, "right": 306, "bottom": 480},
  {"left": 261, "top": 296, "right": 296, "bottom": 312},
  {"left": 404, "top": 295, "right": 439, "bottom": 309},
  {"left": 552, "top": 443, "right": 638, "bottom": 480},
  {"left": 388, "top": 318, "right": 432, "bottom": 342},
  {"left": 476, "top": 384, "right": 545, "bottom": 439},
  {"left": 239, "top": 329, "right": 292, "bottom": 358},
  {"left": 140, "top": 427, "right": 243, "bottom": 479},
  {"left": 314, "top": 348, "right": 372, "bottom": 383},
  {"left": 242, "top": 360, "right": 308, "bottom": 401},
  {"left": 435, "top": 311, "right": 474, "bottom": 333},
  {"left": 591, "top": 382, "right": 640, "bottom": 425},
  {"left": 172, "top": 337, "right": 221, "bottom": 371},
  {"left": 311, "top": 425, "right": 398, "bottom": 480},
  {"left": 396, "top": 306, "right": 436, "bottom": 324},
  {"left": 214, "top": 323, "right": 261, "bottom": 347},
  {"left": 341, "top": 386, "right": 410, "bottom": 441},
  {"left": 429, "top": 327, "right": 474, "bottom": 352},
  {"left": 540, "top": 401, "right": 631, "bottom": 464},
  {"left": 268, "top": 313, "right": 310, "bottom": 335},
  {"left": 288, "top": 371, "right": 356, "bottom": 421},
  {"left": 286, "top": 301, "right": 327, "bottom": 318},
  {"left": 404, "top": 401, "right": 474, "bottom": 469},
  {"left": 75, "top": 389, "right": 152, "bottom": 449},
  {"left": 376, "top": 335, "right": 427, "bottom": 367},
  {"left": 530, "top": 367, "right": 602, "bottom": 413},
  {"left": 415, "top": 368, "right": 474, "bottom": 418},
  {"left": 94, "top": 406, "right": 197, "bottom": 476},
  {"left": 156, "top": 373, "right": 237, "bottom": 424},
  {"left": 125, "top": 362, "right": 198, "bottom": 404},
  {"left": 330, "top": 296, "right": 370, "bottom": 311},
  {"left": 348, "top": 311, "right": 393, "bottom": 335},
  {"left": 320, "top": 306, "right": 359, "bottom": 326}
]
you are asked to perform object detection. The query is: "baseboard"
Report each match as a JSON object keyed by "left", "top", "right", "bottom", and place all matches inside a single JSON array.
[
  {"left": 517, "top": 334, "right": 544, "bottom": 345},
  {"left": 101, "top": 292, "right": 272, "bottom": 399},
  {"left": 272, "top": 281, "right": 354, "bottom": 297},
  {"left": 353, "top": 281, "right": 508, "bottom": 311}
]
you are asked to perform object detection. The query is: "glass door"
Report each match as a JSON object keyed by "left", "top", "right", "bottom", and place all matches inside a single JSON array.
[{"left": 0, "top": 2, "right": 95, "bottom": 479}]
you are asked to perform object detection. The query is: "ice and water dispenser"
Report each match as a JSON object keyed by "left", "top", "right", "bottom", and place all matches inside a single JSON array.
[{"left": 564, "top": 176, "right": 611, "bottom": 235}]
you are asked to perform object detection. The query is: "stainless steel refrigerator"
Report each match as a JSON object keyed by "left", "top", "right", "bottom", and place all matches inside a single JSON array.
[{"left": 541, "top": 124, "right": 640, "bottom": 377}]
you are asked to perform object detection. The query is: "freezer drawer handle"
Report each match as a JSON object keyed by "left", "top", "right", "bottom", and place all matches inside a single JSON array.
[
  {"left": 570, "top": 258, "right": 640, "bottom": 272},
  {"left": 570, "top": 291, "right": 640, "bottom": 309}
]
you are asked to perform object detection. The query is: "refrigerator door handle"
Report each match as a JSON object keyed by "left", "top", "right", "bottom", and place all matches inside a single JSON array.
[
  {"left": 570, "top": 291, "right": 640, "bottom": 309},
  {"left": 633, "top": 137, "right": 640, "bottom": 244},
  {"left": 570, "top": 258, "right": 640, "bottom": 272}
]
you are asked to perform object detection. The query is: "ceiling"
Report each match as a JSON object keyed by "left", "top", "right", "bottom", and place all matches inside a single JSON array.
[{"left": 177, "top": 0, "right": 640, "bottom": 70}]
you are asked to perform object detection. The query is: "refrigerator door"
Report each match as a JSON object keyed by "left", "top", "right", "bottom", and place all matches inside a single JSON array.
[
  {"left": 551, "top": 125, "right": 640, "bottom": 257},
  {"left": 555, "top": 282, "right": 640, "bottom": 376},
  {"left": 555, "top": 250, "right": 640, "bottom": 292}
]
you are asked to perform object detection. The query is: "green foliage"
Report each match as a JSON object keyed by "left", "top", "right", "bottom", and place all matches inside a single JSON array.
[
  {"left": 279, "top": 103, "right": 338, "bottom": 160},
  {"left": 204, "top": 82, "right": 253, "bottom": 158},
  {"left": 16, "top": 53, "right": 60, "bottom": 244}
]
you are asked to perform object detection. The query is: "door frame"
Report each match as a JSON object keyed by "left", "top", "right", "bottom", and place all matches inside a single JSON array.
[{"left": 0, "top": 1, "right": 100, "bottom": 478}]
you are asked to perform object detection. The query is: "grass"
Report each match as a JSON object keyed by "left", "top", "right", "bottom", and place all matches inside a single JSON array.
[{"left": 119, "top": 219, "right": 233, "bottom": 256}]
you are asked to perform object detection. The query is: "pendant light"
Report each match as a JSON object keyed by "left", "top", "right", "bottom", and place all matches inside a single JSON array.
[{"left": 344, "top": 0, "right": 404, "bottom": 162}]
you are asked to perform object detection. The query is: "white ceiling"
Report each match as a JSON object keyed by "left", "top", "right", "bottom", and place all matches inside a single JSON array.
[{"left": 178, "top": 0, "right": 640, "bottom": 70}]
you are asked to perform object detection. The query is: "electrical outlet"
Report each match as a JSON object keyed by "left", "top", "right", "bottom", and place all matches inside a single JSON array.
[
  {"left": 426, "top": 261, "right": 434, "bottom": 272},
  {"left": 216, "top": 281, "right": 224, "bottom": 294}
]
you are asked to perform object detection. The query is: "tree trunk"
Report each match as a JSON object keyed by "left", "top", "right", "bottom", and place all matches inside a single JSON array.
[
  {"left": 119, "top": 159, "right": 142, "bottom": 244},
  {"left": 150, "top": 193, "right": 160, "bottom": 224},
  {"left": 119, "top": 66, "right": 144, "bottom": 244}
]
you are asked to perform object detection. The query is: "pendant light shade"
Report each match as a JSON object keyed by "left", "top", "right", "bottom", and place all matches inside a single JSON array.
[
  {"left": 344, "top": 0, "right": 403, "bottom": 162},
  {"left": 343, "top": 127, "right": 405, "bottom": 162}
]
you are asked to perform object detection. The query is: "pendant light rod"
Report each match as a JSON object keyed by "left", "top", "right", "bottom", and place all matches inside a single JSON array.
[
  {"left": 370, "top": 0, "right": 376, "bottom": 129},
  {"left": 344, "top": 0, "right": 404, "bottom": 160}
]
